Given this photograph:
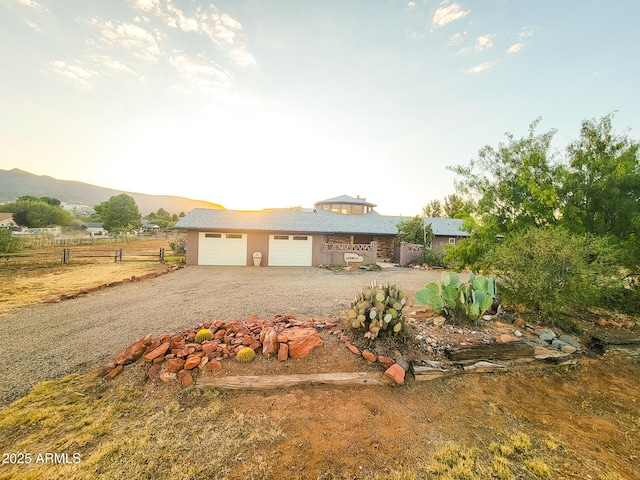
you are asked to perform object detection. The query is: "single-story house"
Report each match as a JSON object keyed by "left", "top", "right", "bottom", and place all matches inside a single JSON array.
[
  {"left": 0, "top": 213, "right": 16, "bottom": 227},
  {"left": 173, "top": 195, "right": 468, "bottom": 266},
  {"left": 83, "top": 222, "right": 107, "bottom": 236}
]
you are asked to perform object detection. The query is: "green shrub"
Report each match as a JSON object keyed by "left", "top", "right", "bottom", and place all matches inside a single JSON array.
[
  {"left": 486, "top": 227, "right": 624, "bottom": 315},
  {"left": 423, "top": 248, "right": 447, "bottom": 268},
  {"left": 0, "top": 229, "right": 20, "bottom": 255},
  {"left": 415, "top": 272, "right": 497, "bottom": 322}
]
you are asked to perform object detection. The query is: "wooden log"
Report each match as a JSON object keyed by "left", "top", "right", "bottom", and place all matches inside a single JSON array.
[
  {"left": 196, "top": 372, "right": 390, "bottom": 390},
  {"left": 445, "top": 341, "right": 535, "bottom": 361},
  {"left": 414, "top": 356, "right": 578, "bottom": 382},
  {"left": 589, "top": 335, "right": 640, "bottom": 355}
]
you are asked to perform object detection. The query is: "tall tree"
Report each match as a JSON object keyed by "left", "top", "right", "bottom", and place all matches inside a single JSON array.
[
  {"left": 442, "top": 194, "right": 469, "bottom": 218},
  {"left": 560, "top": 114, "right": 640, "bottom": 270},
  {"left": 94, "top": 194, "right": 142, "bottom": 234},
  {"left": 422, "top": 200, "right": 443, "bottom": 218},
  {"left": 0, "top": 197, "right": 70, "bottom": 227},
  {"left": 449, "top": 118, "right": 561, "bottom": 233}
]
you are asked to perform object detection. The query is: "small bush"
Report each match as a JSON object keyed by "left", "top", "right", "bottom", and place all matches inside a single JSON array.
[
  {"left": 0, "top": 229, "right": 20, "bottom": 255},
  {"left": 486, "top": 227, "right": 624, "bottom": 315},
  {"left": 422, "top": 248, "right": 447, "bottom": 268}
]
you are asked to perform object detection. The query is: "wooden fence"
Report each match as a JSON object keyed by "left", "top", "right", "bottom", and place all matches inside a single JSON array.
[{"left": 1, "top": 248, "right": 171, "bottom": 266}]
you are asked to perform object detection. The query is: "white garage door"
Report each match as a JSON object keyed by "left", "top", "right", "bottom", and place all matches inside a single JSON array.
[
  {"left": 198, "top": 232, "right": 247, "bottom": 265},
  {"left": 268, "top": 234, "right": 313, "bottom": 266}
]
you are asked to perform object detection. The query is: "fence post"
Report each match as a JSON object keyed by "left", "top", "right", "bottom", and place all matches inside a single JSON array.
[
  {"left": 159, "top": 247, "right": 164, "bottom": 263},
  {"left": 62, "top": 248, "right": 69, "bottom": 264}
]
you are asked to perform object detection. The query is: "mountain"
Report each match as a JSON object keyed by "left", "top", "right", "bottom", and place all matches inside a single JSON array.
[{"left": 0, "top": 168, "right": 224, "bottom": 214}]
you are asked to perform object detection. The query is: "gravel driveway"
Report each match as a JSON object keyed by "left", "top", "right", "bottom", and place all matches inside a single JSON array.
[{"left": 0, "top": 265, "right": 445, "bottom": 405}]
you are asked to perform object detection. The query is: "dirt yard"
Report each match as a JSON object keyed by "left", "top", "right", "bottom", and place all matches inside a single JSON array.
[{"left": 1, "top": 246, "right": 639, "bottom": 479}]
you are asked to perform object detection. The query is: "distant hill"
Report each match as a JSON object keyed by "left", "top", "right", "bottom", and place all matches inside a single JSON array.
[{"left": 0, "top": 168, "right": 224, "bottom": 215}]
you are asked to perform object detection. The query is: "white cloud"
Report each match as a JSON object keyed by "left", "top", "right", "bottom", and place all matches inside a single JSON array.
[
  {"left": 16, "top": 0, "right": 48, "bottom": 10},
  {"left": 100, "top": 21, "right": 161, "bottom": 62},
  {"left": 466, "top": 61, "right": 495, "bottom": 74},
  {"left": 432, "top": 2, "right": 470, "bottom": 27},
  {"left": 133, "top": 0, "right": 160, "bottom": 13},
  {"left": 26, "top": 21, "right": 40, "bottom": 31},
  {"left": 90, "top": 55, "right": 135, "bottom": 75},
  {"left": 518, "top": 26, "right": 534, "bottom": 39},
  {"left": 169, "top": 52, "right": 234, "bottom": 97},
  {"left": 129, "top": 1, "right": 255, "bottom": 66},
  {"left": 230, "top": 45, "right": 256, "bottom": 67},
  {"left": 407, "top": 1, "right": 416, "bottom": 7},
  {"left": 447, "top": 31, "right": 466, "bottom": 45},
  {"left": 507, "top": 27, "right": 534, "bottom": 54},
  {"left": 50, "top": 60, "right": 97, "bottom": 88},
  {"left": 475, "top": 34, "right": 494, "bottom": 52},
  {"left": 507, "top": 42, "right": 523, "bottom": 53}
]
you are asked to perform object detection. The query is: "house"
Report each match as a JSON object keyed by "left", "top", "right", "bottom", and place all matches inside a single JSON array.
[
  {"left": 83, "top": 222, "right": 107, "bottom": 236},
  {"left": 173, "top": 195, "right": 468, "bottom": 266},
  {"left": 0, "top": 213, "right": 16, "bottom": 228}
]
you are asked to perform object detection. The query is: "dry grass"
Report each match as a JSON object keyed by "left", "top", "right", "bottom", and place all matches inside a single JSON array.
[
  {"left": 1, "top": 248, "right": 639, "bottom": 479},
  {"left": 0, "top": 365, "right": 283, "bottom": 479},
  {"left": 0, "top": 238, "right": 173, "bottom": 316}
]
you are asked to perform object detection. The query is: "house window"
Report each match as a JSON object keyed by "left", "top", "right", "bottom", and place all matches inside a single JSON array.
[
  {"left": 226, "top": 234, "right": 242, "bottom": 239},
  {"left": 448, "top": 238, "right": 456, "bottom": 245},
  {"left": 292, "top": 236, "right": 308, "bottom": 241},
  {"left": 205, "top": 233, "right": 221, "bottom": 238},
  {"left": 274, "top": 235, "right": 289, "bottom": 240}
]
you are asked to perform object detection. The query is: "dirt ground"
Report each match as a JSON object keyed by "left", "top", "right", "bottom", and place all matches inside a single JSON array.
[{"left": 1, "top": 241, "right": 639, "bottom": 478}]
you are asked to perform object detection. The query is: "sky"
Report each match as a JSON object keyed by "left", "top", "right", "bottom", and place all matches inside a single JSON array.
[{"left": 1, "top": 0, "right": 638, "bottom": 216}]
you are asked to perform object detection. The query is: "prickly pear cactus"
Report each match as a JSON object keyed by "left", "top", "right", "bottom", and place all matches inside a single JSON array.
[
  {"left": 348, "top": 281, "right": 410, "bottom": 339},
  {"left": 415, "top": 272, "right": 498, "bottom": 322},
  {"left": 195, "top": 328, "right": 213, "bottom": 344},
  {"left": 236, "top": 347, "right": 256, "bottom": 363}
]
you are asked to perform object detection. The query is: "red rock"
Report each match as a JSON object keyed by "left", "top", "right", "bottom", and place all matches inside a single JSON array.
[
  {"left": 228, "top": 320, "right": 251, "bottom": 335},
  {"left": 146, "top": 364, "right": 162, "bottom": 380},
  {"left": 160, "top": 372, "right": 177, "bottom": 383},
  {"left": 377, "top": 356, "right": 395, "bottom": 369},
  {"left": 105, "top": 364, "right": 123, "bottom": 379},
  {"left": 101, "top": 363, "right": 117, "bottom": 376},
  {"left": 207, "top": 351, "right": 222, "bottom": 361},
  {"left": 277, "top": 335, "right": 289, "bottom": 343},
  {"left": 178, "top": 370, "right": 193, "bottom": 387},
  {"left": 597, "top": 318, "right": 608, "bottom": 327},
  {"left": 166, "top": 358, "right": 185, "bottom": 373},
  {"left": 202, "top": 342, "right": 217, "bottom": 355},
  {"left": 384, "top": 364, "right": 405, "bottom": 385},
  {"left": 199, "top": 356, "right": 209, "bottom": 369},
  {"left": 45, "top": 295, "right": 61, "bottom": 303},
  {"left": 262, "top": 327, "right": 279, "bottom": 356},
  {"left": 278, "top": 343, "right": 289, "bottom": 361},
  {"left": 115, "top": 334, "right": 153, "bottom": 365},
  {"left": 362, "top": 350, "right": 377, "bottom": 363},
  {"left": 498, "top": 334, "right": 517, "bottom": 343},
  {"left": 286, "top": 328, "right": 323, "bottom": 359},
  {"left": 204, "top": 359, "right": 222, "bottom": 371},
  {"left": 514, "top": 317, "right": 526, "bottom": 328},
  {"left": 345, "top": 342, "right": 360, "bottom": 355},
  {"left": 249, "top": 340, "right": 262, "bottom": 351},
  {"left": 184, "top": 354, "right": 203, "bottom": 370},
  {"left": 242, "top": 336, "right": 254, "bottom": 346},
  {"left": 142, "top": 342, "right": 171, "bottom": 362}
]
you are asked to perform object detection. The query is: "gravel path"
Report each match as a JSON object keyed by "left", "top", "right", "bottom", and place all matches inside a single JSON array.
[{"left": 0, "top": 265, "right": 444, "bottom": 406}]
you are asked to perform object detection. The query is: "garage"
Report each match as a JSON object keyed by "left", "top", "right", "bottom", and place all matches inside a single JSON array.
[
  {"left": 198, "top": 232, "right": 247, "bottom": 265},
  {"left": 268, "top": 234, "right": 313, "bottom": 266}
]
